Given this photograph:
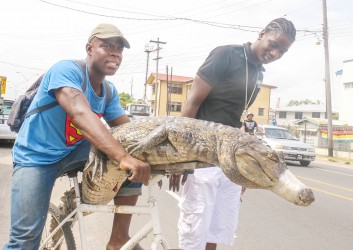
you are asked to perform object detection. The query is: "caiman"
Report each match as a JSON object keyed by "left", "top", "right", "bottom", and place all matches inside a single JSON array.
[{"left": 81, "top": 116, "right": 315, "bottom": 207}]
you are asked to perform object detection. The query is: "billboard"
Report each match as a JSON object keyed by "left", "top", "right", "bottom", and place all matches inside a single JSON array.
[{"left": 0, "top": 76, "right": 7, "bottom": 94}]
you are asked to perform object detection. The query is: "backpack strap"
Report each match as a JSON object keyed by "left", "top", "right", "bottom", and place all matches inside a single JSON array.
[
  {"left": 75, "top": 59, "right": 87, "bottom": 92},
  {"left": 25, "top": 60, "right": 87, "bottom": 118},
  {"left": 103, "top": 80, "right": 112, "bottom": 107},
  {"left": 26, "top": 60, "right": 112, "bottom": 117},
  {"left": 25, "top": 101, "right": 59, "bottom": 117},
  {"left": 74, "top": 60, "right": 112, "bottom": 106}
]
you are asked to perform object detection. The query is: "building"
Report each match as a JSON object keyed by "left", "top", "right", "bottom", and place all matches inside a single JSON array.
[
  {"left": 293, "top": 118, "right": 353, "bottom": 151},
  {"left": 337, "top": 59, "right": 353, "bottom": 125},
  {"left": 272, "top": 104, "right": 339, "bottom": 127},
  {"left": 247, "top": 84, "right": 277, "bottom": 125},
  {"left": 147, "top": 72, "right": 275, "bottom": 124},
  {"left": 147, "top": 73, "right": 193, "bottom": 116}
]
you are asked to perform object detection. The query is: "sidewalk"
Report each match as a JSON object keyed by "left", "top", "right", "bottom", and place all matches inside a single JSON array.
[
  {"left": 315, "top": 147, "right": 353, "bottom": 161},
  {"left": 315, "top": 154, "right": 353, "bottom": 168}
]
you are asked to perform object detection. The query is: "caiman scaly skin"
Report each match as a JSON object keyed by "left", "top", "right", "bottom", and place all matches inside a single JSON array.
[{"left": 82, "top": 116, "right": 315, "bottom": 207}]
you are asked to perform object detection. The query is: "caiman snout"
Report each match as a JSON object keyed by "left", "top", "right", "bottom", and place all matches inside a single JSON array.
[
  {"left": 269, "top": 169, "right": 315, "bottom": 206},
  {"left": 296, "top": 188, "right": 315, "bottom": 206}
]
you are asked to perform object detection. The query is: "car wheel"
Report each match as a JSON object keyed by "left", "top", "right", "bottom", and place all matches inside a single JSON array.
[{"left": 300, "top": 160, "right": 311, "bottom": 166}]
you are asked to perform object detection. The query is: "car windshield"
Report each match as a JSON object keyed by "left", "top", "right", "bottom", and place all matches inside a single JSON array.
[
  {"left": 265, "top": 128, "right": 297, "bottom": 140},
  {"left": 1, "top": 101, "right": 14, "bottom": 115}
]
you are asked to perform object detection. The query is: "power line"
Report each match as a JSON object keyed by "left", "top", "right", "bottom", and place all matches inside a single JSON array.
[
  {"left": 0, "top": 60, "right": 46, "bottom": 71},
  {"left": 40, "top": 0, "right": 318, "bottom": 34},
  {"left": 283, "top": 0, "right": 320, "bottom": 17}
]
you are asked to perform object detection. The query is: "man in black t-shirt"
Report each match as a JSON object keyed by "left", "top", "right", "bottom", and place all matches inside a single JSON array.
[
  {"left": 242, "top": 112, "right": 259, "bottom": 135},
  {"left": 170, "top": 18, "right": 297, "bottom": 250}
]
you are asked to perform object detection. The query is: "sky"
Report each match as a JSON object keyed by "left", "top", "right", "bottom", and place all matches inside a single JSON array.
[{"left": 1, "top": 0, "right": 353, "bottom": 109}]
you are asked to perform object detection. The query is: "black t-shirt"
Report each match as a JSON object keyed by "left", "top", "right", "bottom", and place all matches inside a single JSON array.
[
  {"left": 242, "top": 120, "right": 258, "bottom": 133},
  {"left": 196, "top": 43, "right": 264, "bottom": 128}
]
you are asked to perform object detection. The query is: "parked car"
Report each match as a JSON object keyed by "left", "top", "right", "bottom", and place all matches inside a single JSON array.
[
  {"left": 0, "top": 99, "right": 17, "bottom": 142},
  {"left": 256, "top": 125, "right": 315, "bottom": 166}
]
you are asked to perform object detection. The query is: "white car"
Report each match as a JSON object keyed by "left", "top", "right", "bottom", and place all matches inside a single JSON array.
[
  {"left": 0, "top": 99, "right": 17, "bottom": 142},
  {"left": 256, "top": 125, "right": 315, "bottom": 166}
]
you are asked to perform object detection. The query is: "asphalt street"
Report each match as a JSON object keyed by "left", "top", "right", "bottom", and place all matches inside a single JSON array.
[{"left": 1, "top": 142, "right": 353, "bottom": 250}]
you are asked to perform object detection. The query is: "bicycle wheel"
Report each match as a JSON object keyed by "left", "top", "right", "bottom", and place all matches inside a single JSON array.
[{"left": 41, "top": 203, "right": 76, "bottom": 250}]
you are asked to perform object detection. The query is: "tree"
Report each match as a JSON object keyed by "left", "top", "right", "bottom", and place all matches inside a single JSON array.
[
  {"left": 286, "top": 99, "right": 321, "bottom": 106},
  {"left": 119, "top": 92, "right": 134, "bottom": 108}
]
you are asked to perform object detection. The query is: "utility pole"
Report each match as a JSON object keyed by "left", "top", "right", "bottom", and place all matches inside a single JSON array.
[
  {"left": 168, "top": 66, "right": 173, "bottom": 116},
  {"left": 322, "top": 0, "right": 333, "bottom": 157},
  {"left": 130, "top": 77, "right": 133, "bottom": 99},
  {"left": 150, "top": 38, "right": 166, "bottom": 116},
  {"left": 144, "top": 44, "right": 153, "bottom": 103},
  {"left": 166, "top": 65, "right": 169, "bottom": 115}
]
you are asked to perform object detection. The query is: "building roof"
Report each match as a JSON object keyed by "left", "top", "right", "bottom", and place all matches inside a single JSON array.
[
  {"left": 292, "top": 117, "right": 347, "bottom": 126},
  {"left": 147, "top": 73, "right": 194, "bottom": 84},
  {"left": 262, "top": 83, "right": 277, "bottom": 89},
  {"left": 272, "top": 104, "right": 339, "bottom": 113}
]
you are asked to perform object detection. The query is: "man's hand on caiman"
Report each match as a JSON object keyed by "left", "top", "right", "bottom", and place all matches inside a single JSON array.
[{"left": 120, "top": 155, "right": 151, "bottom": 185}]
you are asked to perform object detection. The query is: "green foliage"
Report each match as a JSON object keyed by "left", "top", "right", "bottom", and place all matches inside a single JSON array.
[
  {"left": 119, "top": 92, "right": 134, "bottom": 108},
  {"left": 286, "top": 99, "right": 321, "bottom": 107}
]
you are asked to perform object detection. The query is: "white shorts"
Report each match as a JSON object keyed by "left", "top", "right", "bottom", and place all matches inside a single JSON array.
[{"left": 178, "top": 167, "right": 242, "bottom": 249}]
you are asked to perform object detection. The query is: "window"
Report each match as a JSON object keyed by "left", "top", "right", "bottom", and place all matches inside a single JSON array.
[
  {"left": 258, "top": 108, "right": 264, "bottom": 116},
  {"left": 2, "top": 100, "right": 14, "bottom": 115},
  {"left": 265, "top": 128, "right": 296, "bottom": 139},
  {"left": 168, "top": 102, "right": 182, "bottom": 112},
  {"left": 279, "top": 111, "right": 286, "bottom": 119},
  {"left": 168, "top": 85, "right": 183, "bottom": 94},
  {"left": 151, "top": 85, "right": 155, "bottom": 95},
  {"left": 312, "top": 112, "right": 320, "bottom": 118},
  {"left": 295, "top": 112, "right": 303, "bottom": 119},
  {"left": 344, "top": 82, "right": 353, "bottom": 89}
]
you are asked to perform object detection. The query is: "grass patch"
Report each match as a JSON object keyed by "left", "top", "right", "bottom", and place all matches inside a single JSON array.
[{"left": 317, "top": 154, "right": 353, "bottom": 165}]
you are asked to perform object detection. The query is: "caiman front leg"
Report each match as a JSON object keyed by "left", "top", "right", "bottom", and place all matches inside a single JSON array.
[{"left": 127, "top": 123, "right": 169, "bottom": 154}]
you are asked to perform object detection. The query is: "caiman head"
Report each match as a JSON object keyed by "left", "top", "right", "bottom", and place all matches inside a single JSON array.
[{"left": 221, "top": 133, "right": 315, "bottom": 206}]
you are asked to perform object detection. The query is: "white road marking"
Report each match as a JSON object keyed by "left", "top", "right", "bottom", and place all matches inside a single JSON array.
[
  {"left": 314, "top": 167, "right": 353, "bottom": 177},
  {"left": 165, "top": 190, "right": 181, "bottom": 202}
]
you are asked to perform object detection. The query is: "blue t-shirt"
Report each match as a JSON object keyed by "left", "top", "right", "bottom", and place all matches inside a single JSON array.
[{"left": 13, "top": 60, "right": 124, "bottom": 166}]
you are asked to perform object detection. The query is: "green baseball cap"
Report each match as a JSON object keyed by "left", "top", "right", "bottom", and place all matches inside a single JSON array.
[{"left": 88, "top": 23, "right": 130, "bottom": 49}]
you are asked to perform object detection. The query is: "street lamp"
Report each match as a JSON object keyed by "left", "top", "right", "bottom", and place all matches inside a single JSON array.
[{"left": 144, "top": 43, "right": 154, "bottom": 103}]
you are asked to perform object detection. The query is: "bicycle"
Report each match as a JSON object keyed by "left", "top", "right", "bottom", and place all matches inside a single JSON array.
[{"left": 40, "top": 167, "right": 191, "bottom": 250}]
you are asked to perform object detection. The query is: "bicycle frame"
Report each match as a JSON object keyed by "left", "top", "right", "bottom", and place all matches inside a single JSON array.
[{"left": 39, "top": 172, "right": 169, "bottom": 250}]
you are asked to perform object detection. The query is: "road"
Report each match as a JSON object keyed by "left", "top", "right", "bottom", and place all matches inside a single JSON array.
[{"left": 1, "top": 142, "right": 353, "bottom": 250}]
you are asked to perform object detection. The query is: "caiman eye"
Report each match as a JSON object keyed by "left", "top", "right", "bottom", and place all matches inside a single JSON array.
[{"left": 268, "top": 152, "right": 278, "bottom": 161}]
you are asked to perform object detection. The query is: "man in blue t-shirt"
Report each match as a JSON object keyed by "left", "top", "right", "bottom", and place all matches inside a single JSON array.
[{"left": 4, "top": 24, "right": 150, "bottom": 250}]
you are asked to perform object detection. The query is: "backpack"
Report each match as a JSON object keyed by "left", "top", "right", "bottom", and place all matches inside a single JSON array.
[{"left": 7, "top": 60, "right": 112, "bottom": 133}]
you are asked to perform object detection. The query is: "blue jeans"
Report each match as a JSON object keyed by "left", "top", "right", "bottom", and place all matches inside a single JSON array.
[
  {"left": 4, "top": 140, "right": 91, "bottom": 250},
  {"left": 4, "top": 139, "right": 143, "bottom": 250}
]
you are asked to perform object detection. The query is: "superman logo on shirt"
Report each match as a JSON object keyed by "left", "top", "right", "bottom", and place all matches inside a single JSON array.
[{"left": 65, "top": 113, "right": 103, "bottom": 146}]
